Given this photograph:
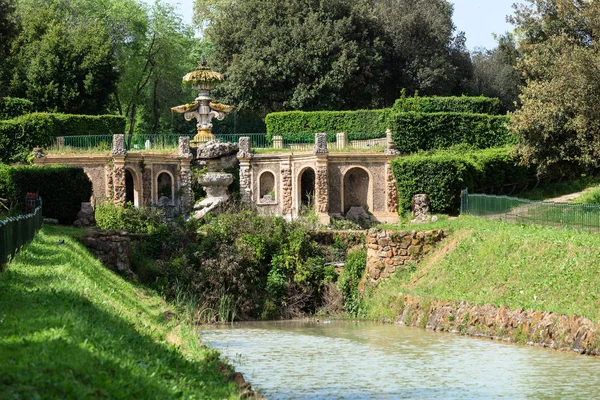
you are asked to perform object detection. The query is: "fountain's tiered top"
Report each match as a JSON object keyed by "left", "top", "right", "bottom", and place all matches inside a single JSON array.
[{"left": 171, "top": 57, "right": 235, "bottom": 144}]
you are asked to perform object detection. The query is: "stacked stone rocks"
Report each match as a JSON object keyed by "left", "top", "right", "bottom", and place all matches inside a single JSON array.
[{"left": 363, "top": 228, "right": 448, "bottom": 285}]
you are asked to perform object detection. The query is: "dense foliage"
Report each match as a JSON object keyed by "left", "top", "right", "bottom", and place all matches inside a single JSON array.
[
  {"left": 95, "top": 202, "right": 165, "bottom": 234},
  {"left": 0, "top": 164, "right": 92, "bottom": 223},
  {"left": 128, "top": 210, "right": 335, "bottom": 321},
  {"left": 0, "top": 113, "right": 125, "bottom": 163},
  {"left": 389, "top": 112, "right": 513, "bottom": 153},
  {"left": 337, "top": 249, "right": 366, "bottom": 316},
  {"left": 0, "top": 97, "right": 33, "bottom": 120},
  {"left": 390, "top": 147, "right": 534, "bottom": 214},
  {"left": 392, "top": 95, "right": 502, "bottom": 115},
  {"left": 509, "top": 0, "right": 600, "bottom": 175},
  {"left": 265, "top": 110, "right": 391, "bottom": 142},
  {"left": 206, "top": 0, "right": 472, "bottom": 113}
]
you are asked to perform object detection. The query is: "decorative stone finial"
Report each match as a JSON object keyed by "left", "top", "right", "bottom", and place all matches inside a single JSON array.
[
  {"left": 237, "top": 136, "right": 252, "bottom": 158},
  {"left": 32, "top": 147, "right": 46, "bottom": 158},
  {"left": 313, "top": 133, "right": 329, "bottom": 154},
  {"left": 178, "top": 136, "right": 192, "bottom": 158},
  {"left": 112, "top": 134, "right": 127, "bottom": 156},
  {"left": 384, "top": 129, "right": 401, "bottom": 155}
]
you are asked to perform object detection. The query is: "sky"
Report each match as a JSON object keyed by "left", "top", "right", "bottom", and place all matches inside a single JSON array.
[{"left": 152, "top": 0, "right": 522, "bottom": 50}]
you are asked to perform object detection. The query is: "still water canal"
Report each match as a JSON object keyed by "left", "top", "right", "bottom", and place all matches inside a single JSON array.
[{"left": 201, "top": 320, "right": 600, "bottom": 399}]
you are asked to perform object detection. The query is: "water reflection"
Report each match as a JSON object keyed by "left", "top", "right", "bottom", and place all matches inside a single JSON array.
[{"left": 201, "top": 320, "right": 600, "bottom": 399}]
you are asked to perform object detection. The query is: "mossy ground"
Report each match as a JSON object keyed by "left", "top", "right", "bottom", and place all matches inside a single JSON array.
[
  {"left": 0, "top": 226, "right": 237, "bottom": 399},
  {"left": 365, "top": 216, "right": 600, "bottom": 323}
]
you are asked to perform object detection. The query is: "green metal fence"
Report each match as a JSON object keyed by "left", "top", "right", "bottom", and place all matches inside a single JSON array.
[
  {"left": 125, "top": 134, "right": 195, "bottom": 151},
  {"left": 460, "top": 189, "right": 600, "bottom": 232},
  {"left": 215, "top": 133, "right": 269, "bottom": 148},
  {"left": 0, "top": 200, "right": 43, "bottom": 267}
]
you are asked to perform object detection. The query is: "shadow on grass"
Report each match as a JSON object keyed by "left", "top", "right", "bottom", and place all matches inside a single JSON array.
[{"left": 0, "top": 232, "right": 234, "bottom": 399}]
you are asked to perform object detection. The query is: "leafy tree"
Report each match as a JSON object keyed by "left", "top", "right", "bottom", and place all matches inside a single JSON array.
[
  {"left": 509, "top": 0, "right": 600, "bottom": 175},
  {"left": 371, "top": 0, "right": 473, "bottom": 104},
  {"left": 0, "top": 0, "right": 19, "bottom": 96},
  {"left": 203, "top": 0, "right": 471, "bottom": 113},
  {"left": 9, "top": 0, "right": 118, "bottom": 114},
  {"left": 207, "top": 0, "right": 386, "bottom": 113},
  {"left": 469, "top": 34, "right": 521, "bottom": 112}
]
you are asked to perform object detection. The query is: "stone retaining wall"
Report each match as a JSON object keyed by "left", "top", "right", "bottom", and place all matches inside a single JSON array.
[
  {"left": 395, "top": 294, "right": 600, "bottom": 356},
  {"left": 363, "top": 228, "right": 448, "bottom": 286}
]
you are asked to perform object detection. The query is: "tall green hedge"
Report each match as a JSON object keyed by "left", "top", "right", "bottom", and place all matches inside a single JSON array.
[
  {"left": 0, "top": 113, "right": 126, "bottom": 163},
  {"left": 389, "top": 112, "right": 513, "bottom": 153},
  {"left": 0, "top": 164, "right": 92, "bottom": 224},
  {"left": 393, "top": 96, "right": 503, "bottom": 115},
  {"left": 0, "top": 97, "right": 35, "bottom": 120},
  {"left": 265, "top": 109, "right": 391, "bottom": 142},
  {"left": 391, "top": 147, "right": 534, "bottom": 214}
]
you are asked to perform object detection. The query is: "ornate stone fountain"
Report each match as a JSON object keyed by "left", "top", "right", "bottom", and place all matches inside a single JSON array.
[{"left": 171, "top": 57, "right": 235, "bottom": 144}]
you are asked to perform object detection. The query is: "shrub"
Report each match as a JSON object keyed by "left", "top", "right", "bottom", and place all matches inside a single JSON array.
[
  {"left": 265, "top": 109, "right": 391, "bottom": 142},
  {"left": 94, "top": 202, "right": 164, "bottom": 234},
  {"left": 0, "top": 115, "right": 55, "bottom": 163},
  {"left": 391, "top": 147, "right": 534, "bottom": 214},
  {"left": 388, "top": 112, "right": 513, "bottom": 153},
  {"left": 337, "top": 249, "right": 367, "bottom": 316},
  {"left": 393, "top": 95, "right": 503, "bottom": 115},
  {"left": 0, "top": 164, "right": 92, "bottom": 224},
  {"left": 0, "top": 97, "right": 34, "bottom": 120},
  {"left": 0, "top": 113, "right": 126, "bottom": 163}
]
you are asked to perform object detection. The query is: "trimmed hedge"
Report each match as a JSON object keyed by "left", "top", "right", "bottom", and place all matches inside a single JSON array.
[
  {"left": 389, "top": 112, "right": 513, "bottom": 153},
  {"left": 393, "top": 96, "right": 503, "bottom": 115},
  {"left": 0, "top": 113, "right": 126, "bottom": 163},
  {"left": 0, "top": 97, "right": 34, "bottom": 120},
  {"left": 0, "top": 164, "right": 92, "bottom": 224},
  {"left": 265, "top": 109, "right": 391, "bottom": 142},
  {"left": 391, "top": 147, "right": 534, "bottom": 214}
]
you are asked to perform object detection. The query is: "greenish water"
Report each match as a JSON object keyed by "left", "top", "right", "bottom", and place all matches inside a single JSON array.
[{"left": 201, "top": 320, "right": 600, "bottom": 399}]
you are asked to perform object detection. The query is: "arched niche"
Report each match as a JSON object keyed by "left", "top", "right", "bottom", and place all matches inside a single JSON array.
[
  {"left": 156, "top": 171, "right": 174, "bottom": 205},
  {"left": 125, "top": 167, "right": 141, "bottom": 207},
  {"left": 259, "top": 170, "right": 276, "bottom": 201},
  {"left": 342, "top": 167, "right": 371, "bottom": 213},
  {"left": 299, "top": 167, "right": 316, "bottom": 209}
]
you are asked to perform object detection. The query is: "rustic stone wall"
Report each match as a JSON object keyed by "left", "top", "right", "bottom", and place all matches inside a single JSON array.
[
  {"left": 364, "top": 228, "right": 448, "bottom": 285},
  {"left": 316, "top": 164, "right": 329, "bottom": 213},
  {"left": 78, "top": 231, "right": 133, "bottom": 277},
  {"left": 386, "top": 166, "right": 398, "bottom": 214},
  {"left": 395, "top": 294, "right": 600, "bottom": 356},
  {"left": 281, "top": 167, "right": 292, "bottom": 215},
  {"left": 239, "top": 163, "right": 252, "bottom": 205},
  {"left": 112, "top": 164, "right": 126, "bottom": 206}
]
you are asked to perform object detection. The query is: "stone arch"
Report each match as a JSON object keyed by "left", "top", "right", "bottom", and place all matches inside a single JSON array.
[
  {"left": 156, "top": 170, "right": 175, "bottom": 205},
  {"left": 124, "top": 167, "right": 141, "bottom": 207},
  {"left": 297, "top": 167, "right": 316, "bottom": 210},
  {"left": 342, "top": 166, "right": 372, "bottom": 213},
  {"left": 258, "top": 170, "right": 276, "bottom": 201}
]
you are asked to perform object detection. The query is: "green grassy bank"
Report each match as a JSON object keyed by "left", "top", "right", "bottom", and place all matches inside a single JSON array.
[
  {"left": 364, "top": 216, "right": 600, "bottom": 323},
  {"left": 0, "top": 226, "right": 237, "bottom": 399}
]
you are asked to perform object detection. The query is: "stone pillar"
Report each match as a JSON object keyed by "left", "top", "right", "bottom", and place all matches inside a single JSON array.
[
  {"left": 179, "top": 159, "right": 193, "bottom": 213},
  {"left": 112, "top": 157, "right": 126, "bottom": 206},
  {"left": 315, "top": 156, "right": 330, "bottom": 224},
  {"left": 142, "top": 164, "right": 153, "bottom": 207},
  {"left": 313, "top": 132, "right": 329, "bottom": 154},
  {"left": 384, "top": 128, "right": 401, "bottom": 155},
  {"left": 280, "top": 157, "right": 292, "bottom": 217},
  {"left": 273, "top": 135, "right": 283, "bottom": 149},
  {"left": 238, "top": 136, "right": 253, "bottom": 206},
  {"left": 386, "top": 163, "right": 399, "bottom": 214},
  {"left": 112, "top": 134, "right": 127, "bottom": 156},
  {"left": 336, "top": 132, "right": 347, "bottom": 150}
]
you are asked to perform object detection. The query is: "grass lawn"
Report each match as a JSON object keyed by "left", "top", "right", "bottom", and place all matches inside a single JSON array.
[
  {"left": 0, "top": 226, "right": 237, "bottom": 399},
  {"left": 365, "top": 216, "right": 600, "bottom": 323}
]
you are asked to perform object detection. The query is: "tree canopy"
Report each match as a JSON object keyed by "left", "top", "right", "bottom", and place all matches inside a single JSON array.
[
  {"left": 509, "top": 0, "right": 600, "bottom": 175},
  {"left": 204, "top": 0, "right": 472, "bottom": 114}
]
